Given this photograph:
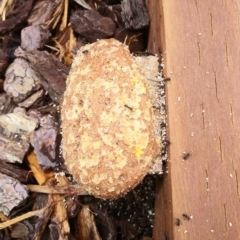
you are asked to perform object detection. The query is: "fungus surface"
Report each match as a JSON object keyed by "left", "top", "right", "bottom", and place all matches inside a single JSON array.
[{"left": 61, "top": 39, "right": 161, "bottom": 199}]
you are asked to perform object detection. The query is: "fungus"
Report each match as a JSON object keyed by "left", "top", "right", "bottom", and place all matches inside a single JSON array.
[{"left": 61, "top": 39, "right": 161, "bottom": 199}]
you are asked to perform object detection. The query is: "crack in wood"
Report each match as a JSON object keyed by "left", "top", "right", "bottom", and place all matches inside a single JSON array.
[
  {"left": 234, "top": 170, "right": 239, "bottom": 197},
  {"left": 194, "top": 0, "right": 199, "bottom": 13},
  {"left": 225, "top": 40, "right": 229, "bottom": 67},
  {"left": 223, "top": 203, "right": 227, "bottom": 232},
  {"left": 205, "top": 169, "right": 210, "bottom": 197},
  {"left": 218, "top": 136, "right": 223, "bottom": 162},
  {"left": 229, "top": 103, "right": 234, "bottom": 126},
  {"left": 210, "top": 13, "right": 213, "bottom": 35},
  {"left": 213, "top": 69, "right": 219, "bottom": 101},
  {"left": 201, "top": 102, "right": 205, "bottom": 129},
  {"left": 197, "top": 41, "right": 201, "bottom": 65}
]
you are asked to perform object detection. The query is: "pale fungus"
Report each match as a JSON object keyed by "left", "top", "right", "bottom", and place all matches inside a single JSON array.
[{"left": 61, "top": 38, "right": 161, "bottom": 199}]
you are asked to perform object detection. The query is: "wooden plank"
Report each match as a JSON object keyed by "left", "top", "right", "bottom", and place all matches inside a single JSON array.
[{"left": 146, "top": 0, "right": 240, "bottom": 239}]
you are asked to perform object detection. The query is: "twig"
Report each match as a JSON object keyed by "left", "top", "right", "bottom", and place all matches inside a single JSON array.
[
  {"left": 0, "top": 208, "right": 46, "bottom": 230},
  {"left": 27, "top": 184, "right": 88, "bottom": 195}
]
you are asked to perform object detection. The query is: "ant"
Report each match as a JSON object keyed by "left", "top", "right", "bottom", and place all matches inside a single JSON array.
[
  {"left": 182, "top": 152, "right": 191, "bottom": 160},
  {"left": 176, "top": 218, "right": 181, "bottom": 226},
  {"left": 163, "top": 233, "right": 169, "bottom": 240},
  {"left": 164, "top": 77, "right": 171, "bottom": 81},
  {"left": 182, "top": 213, "right": 191, "bottom": 220}
]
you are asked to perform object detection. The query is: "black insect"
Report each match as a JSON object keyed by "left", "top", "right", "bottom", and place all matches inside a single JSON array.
[
  {"left": 182, "top": 213, "right": 191, "bottom": 220},
  {"left": 133, "top": 51, "right": 155, "bottom": 56},
  {"left": 182, "top": 152, "right": 191, "bottom": 160},
  {"left": 164, "top": 77, "right": 171, "bottom": 81},
  {"left": 176, "top": 218, "right": 181, "bottom": 226},
  {"left": 163, "top": 233, "right": 169, "bottom": 240},
  {"left": 82, "top": 50, "right": 89, "bottom": 54}
]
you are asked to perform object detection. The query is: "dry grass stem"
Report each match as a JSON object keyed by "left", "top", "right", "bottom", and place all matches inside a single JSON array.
[
  {"left": 27, "top": 184, "right": 87, "bottom": 195},
  {"left": 0, "top": 208, "right": 46, "bottom": 230},
  {"left": 0, "top": 0, "right": 15, "bottom": 21}
]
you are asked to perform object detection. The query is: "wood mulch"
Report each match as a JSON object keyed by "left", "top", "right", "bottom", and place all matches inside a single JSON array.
[{"left": 0, "top": 1, "right": 165, "bottom": 239}]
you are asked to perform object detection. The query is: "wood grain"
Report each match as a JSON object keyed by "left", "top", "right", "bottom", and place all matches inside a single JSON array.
[{"left": 146, "top": 0, "right": 240, "bottom": 239}]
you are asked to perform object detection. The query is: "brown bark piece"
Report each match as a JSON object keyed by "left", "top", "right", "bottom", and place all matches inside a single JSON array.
[
  {"left": 146, "top": 1, "right": 240, "bottom": 239},
  {"left": 4, "top": 58, "right": 42, "bottom": 103},
  {"left": 11, "top": 221, "right": 34, "bottom": 239},
  {"left": 97, "top": 3, "right": 123, "bottom": 27},
  {"left": 92, "top": 208, "right": 116, "bottom": 240},
  {"left": 0, "top": 79, "right": 3, "bottom": 93},
  {"left": 0, "top": 161, "right": 30, "bottom": 184},
  {"left": 0, "top": 49, "right": 9, "bottom": 76},
  {"left": 0, "top": 172, "right": 29, "bottom": 216},
  {"left": 0, "top": 0, "right": 34, "bottom": 35},
  {"left": 121, "top": 0, "right": 149, "bottom": 30},
  {"left": 30, "top": 115, "right": 59, "bottom": 170},
  {"left": 0, "top": 93, "right": 16, "bottom": 114},
  {"left": 33, "top": 195, "right": 54, "bottom": 240},
  {"left": 76, "top": 205, "right": 101, "bottom": 240},
  {"left": 21, "top": 25, "right": 51, "bottom": 52},
  {"left": 27, "top": 0, "right": 59, "bottom": 26},
  {"left": 70, "top": 10, "right": 116, "bottom": 42},
  {"left": 18, "top": 89, "right": 45, "bottom": 108},
  {"left": 0, "top": 111, "right": 38, "bottom": 163},
  {"left": 15, "top": 47, "right": 68, "bottom": 103}
]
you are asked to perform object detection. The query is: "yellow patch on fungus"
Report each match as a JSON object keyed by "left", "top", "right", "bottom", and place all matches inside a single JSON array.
[
  {"left": 135, "top": 147, "right": 142, "bottom": 157},
  {"left": 131, "top": 76, "right": 139, "bottom": 84}
]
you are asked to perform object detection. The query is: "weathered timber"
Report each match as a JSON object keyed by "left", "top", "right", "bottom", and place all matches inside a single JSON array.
[{"left": 146, "top": 0, "right": 240, "bottom": 239}]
